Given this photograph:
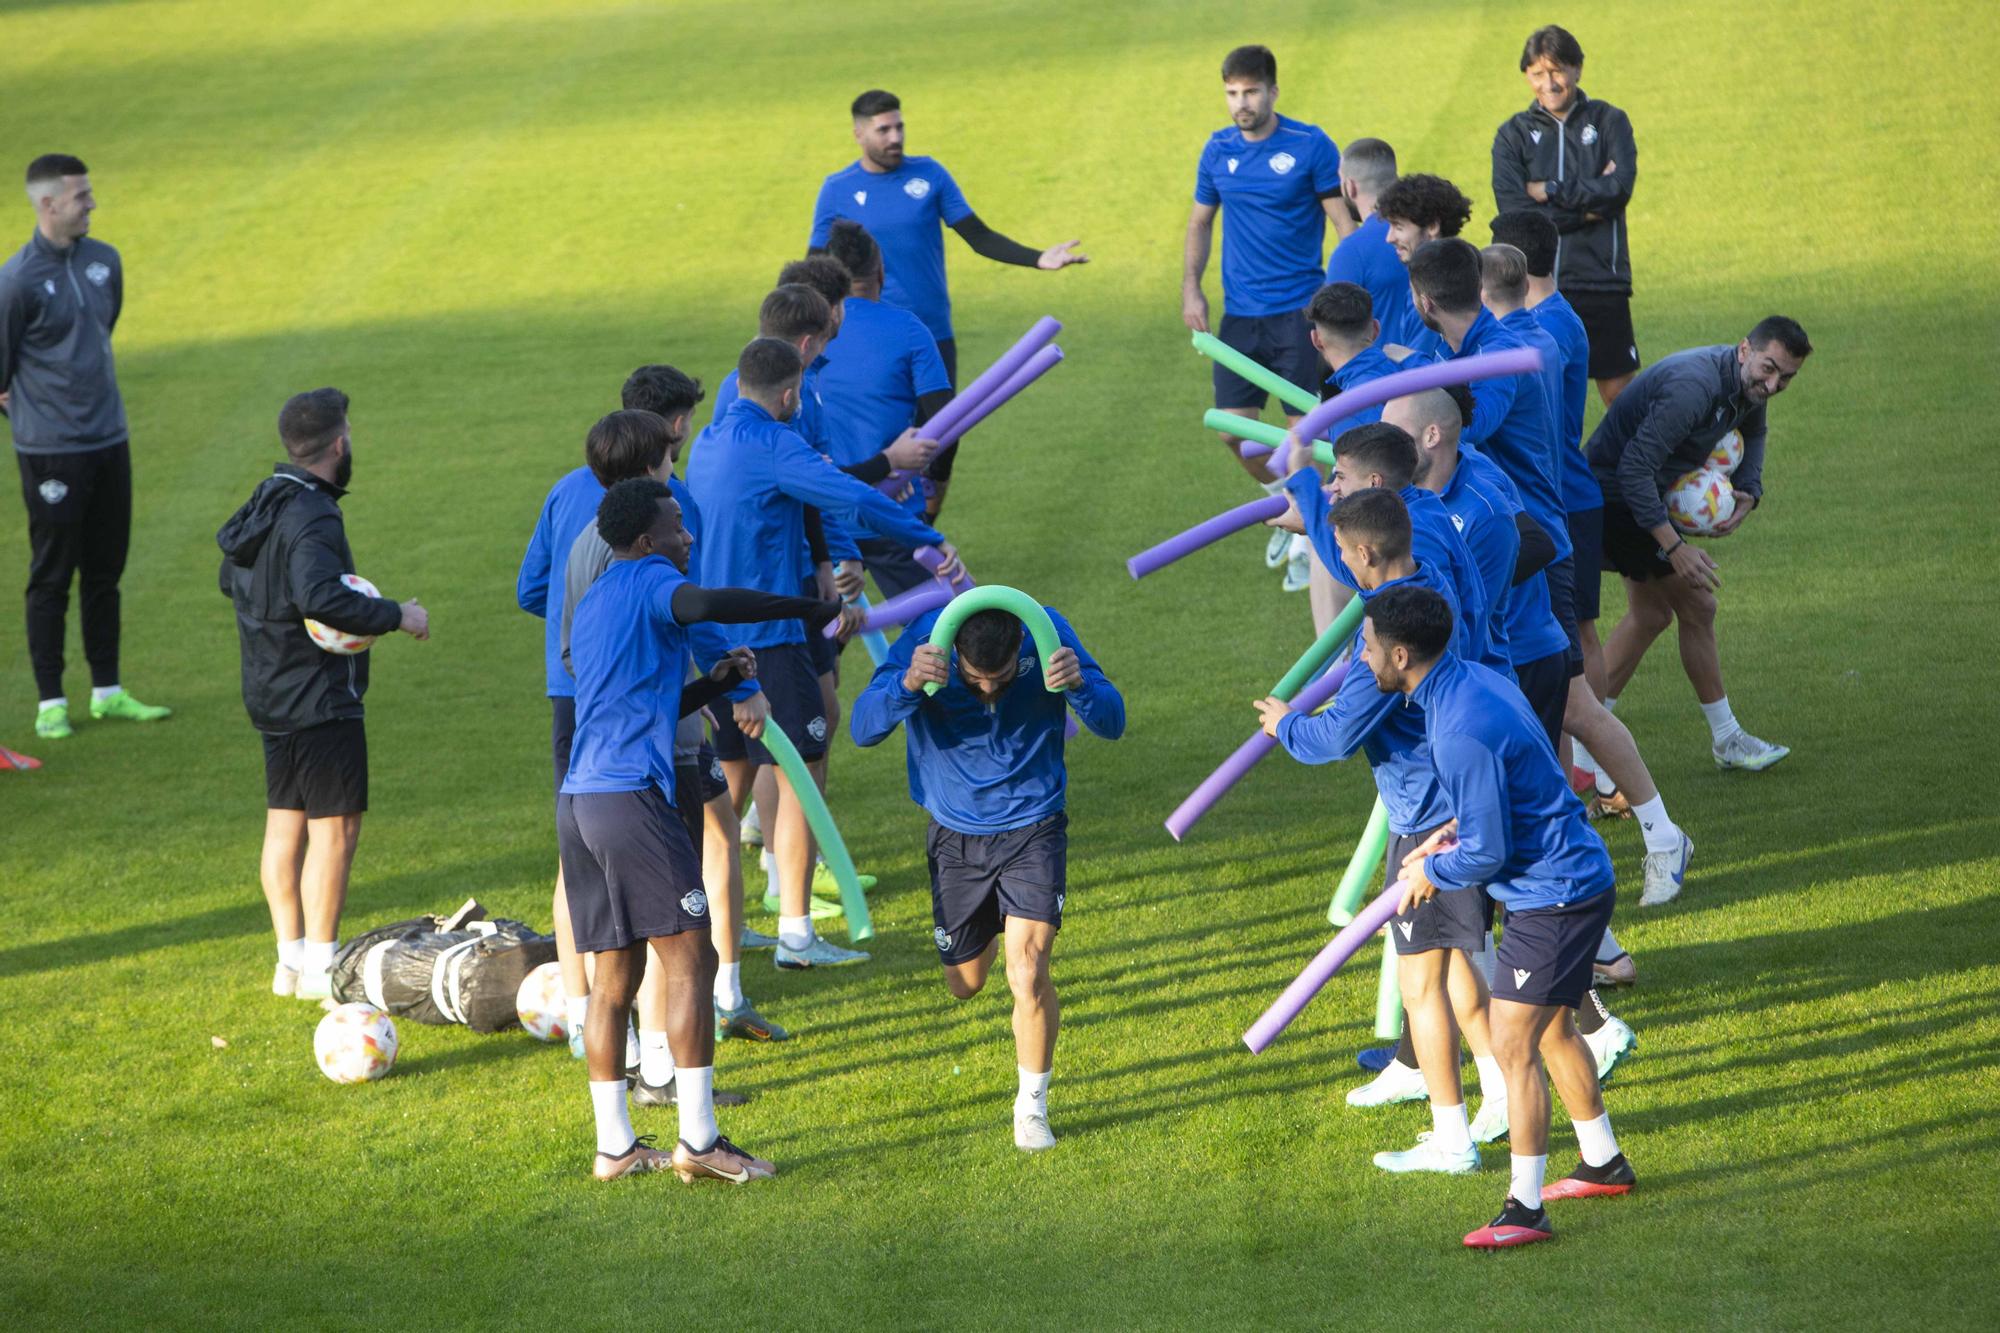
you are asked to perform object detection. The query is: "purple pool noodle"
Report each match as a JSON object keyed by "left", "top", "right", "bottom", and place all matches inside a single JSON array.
[
  {"left": 823, "top": 581, "right": 949, "bottom": 638},
  {"left": 1163, "top": 659, "right": 1350, "bottom": 841},
  {"left": 1290, "top": 346, "right": 1544, "bottom": 445},
  {"left": 921, "top": 315, "right": 1062, "bottom": 444},
  {"left": 1243, "top": 880, "right": 1404, "bottom": 1053},
  {"left": 1127, "top": 495, "right": 1289, "bottom": 580},
  {"left": 878, "top": 344, "right": 1064, "bottom": 494}
]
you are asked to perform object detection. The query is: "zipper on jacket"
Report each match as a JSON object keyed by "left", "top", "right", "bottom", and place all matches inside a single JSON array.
[
  {"left": 1552, "top": 119, "right": 1566, "bottom": 284},
  {"left": 1611, "top": 219, "right": 1620, "bottom": 276}
]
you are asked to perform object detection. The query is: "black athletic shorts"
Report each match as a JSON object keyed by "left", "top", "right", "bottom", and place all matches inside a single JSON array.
[
  {"left": 1562, "top": 289, "right": 1641, "bottom": 380},
  {"left": 1600, "top": 499, "right": 1677, "bottom": 582},
  {"left": 1213, "top": 309, "right": 1319, "bottom": 412},
  {"left": 801, "top": 575, "right": 841, "bottom": 677},
  {"left": 1492, "top": 888, "right": 1615, "bottom": 1009},
  {"left": 556, "top": 786, "right": 708, "bottom": 953},
  {"left": 263, "top": 718, "right": 367, "bottom": 818},
  {"left": 550, "top": 695, "right": 576, "bottom": 789},
  {"left": 1513, "top": 650, "right": 1570, "bottom": 751},
  {"left": 707, "top": 642, "right": 828, "bottom": 764},
  {"left": 857, "top": 534, "right": 933, "bottom": 601},
  {"left": 1389, "top": 823, "right": 1493, "bottom": 955},
  {"left": 1564, "top": 507, "right": 1605, "bottom": 622},
  {"left": 670, "top": 763, "right": 706, "bottom": 858},
  {"left": 1542, "top": 555, "right": 1586, "bottom": 676},
  {"left": 926, "top": 812, "right": 1066, "bottom": 965}
]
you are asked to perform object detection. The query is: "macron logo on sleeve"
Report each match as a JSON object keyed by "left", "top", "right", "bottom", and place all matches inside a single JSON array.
[
  {"left": 853, "top": 190, "right": 867, "bottom": 206},
  {"left": 1227, "top": 159, "right": 1239, "bottom": 173}
]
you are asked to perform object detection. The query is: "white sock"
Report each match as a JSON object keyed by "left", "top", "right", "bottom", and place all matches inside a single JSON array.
[
  {"left": 302, "top": 939, "right": 335, "bottom": 976},
  {"left": 1594, "top": 767, "right": 1619, "bottom": 796},
  {"left": 1510, "top": 1153, "right": 1547, "bottom": 1205},
  {"left": 639, "top": 1029, "right": 673, "bottom": 1087},
  {"left": 92, "top": 684, "right": 121, "bottom": 703},
  {"left": 1701, "top": 696, "right": 1741, "bottom": 745},
  {"left": 1574, "top": 1112, "right": 1620, "bottom": 1168},
  {"left": 39, "top": 696, "right": 66, "bottom": 712},
  {"left": 713, "top": 961, "right": 745, "bottom": 1011},
  {"left": 778, "top": 914, "right": 813, "bottom": 952},
  {"left": 1570, "top": 738, "right": 1600, "bottom": 776},
  {"left": 1473, "top": 1054, "right": 1506, "bottom": 1100},
  {"left": 277, "top": 937, "right": 304, "bottom": 971},
  {"left": 590, "top": 1078, "right": 635, "bottom": 1156},
  {"left": 1602, "top": 695, "right": 1619, "bottom": 713},
  {"left": 760, "top": 847, "right": 775, "bottom": 876},
  {"left": 565, "top": 994, "right": 589, "bottom": 1035},
  {"left": 1596, "top": 927, "right": 1624, "bottom": 964},
  {"left": 675, "top": 1066, "right": 718, "bottom": 1151},
  {"left": 1632, "top": 795, "right": 1681, "bottom": 853},
  {"left": 1429, "top": 1101, "right": 1473, "bottom": 1153},
  {"left": 623, "top": 1020, "right": 640, "bottom": 1072},
  {"left": 1016, "top": 1066, "right": 1052, "bottom": 1116}
]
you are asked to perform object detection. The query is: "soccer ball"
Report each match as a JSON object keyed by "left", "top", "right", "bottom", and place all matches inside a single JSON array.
[
  {"left": 516, "top": 961, "right": 569, "bottom": 1042},
  {"left": 314, "top": 1002, "right": 399, "bottom": 1084},
  {"left": 304, "top": 573, "right": 382, "bottom": 655},
  {"left": 1667, "top": 467, "right": 1737, "bottom": 535},
  {"left": 1707, "top": 429, "right": 1744, "bottom": 474}
]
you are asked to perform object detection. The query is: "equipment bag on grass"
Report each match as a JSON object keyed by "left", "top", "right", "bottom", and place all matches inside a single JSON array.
[{"left": 331, "top": 913, "right": 556, "bottom": 1032}]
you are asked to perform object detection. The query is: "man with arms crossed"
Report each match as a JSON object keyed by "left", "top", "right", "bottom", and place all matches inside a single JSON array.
[
  {"left": 217, "top": 388, "right": 429, "bottom": 1000},
  {"left": 852, "top": 602, "right": 1124, "bottom": 1150}
]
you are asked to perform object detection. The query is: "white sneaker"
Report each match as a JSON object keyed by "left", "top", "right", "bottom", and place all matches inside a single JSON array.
[
  {"left": 1281, "top": 537, "right": 1313, "bottom": 593},
  {"left": 1713, "top": 730, "right": 1790, "bottom": 771},
  {"left": 1014, "top": 1110, "right": 1057, "bottom": 1152},
  {"left": 1373, "top": 1132, "right": 1479, "bottom": 1174},
  {"left": 775, "top": 937, "right": 870, "bottom": 969},
  {"left": 272, "top": 963, "right": 299, "bottom": 997},
  {"left": 740, "top": 803, "right": 763, "bottom": 847},
  {"left": 1640, "top": 830, "right": 1694, "bottom": 906},
  {"left": 1583, "top": 1015, "right": 1637, "bottom": 1081},
  {"left": 1470, "top": 1098, "right": 1510, "bottom": 1144},
  {"left": 296, "top": 969, "right": 332, "bottom": 1002},
  {"left": 1346, "top": 1059, "right": 1429, "bottom": 1107},
  {"left": 1264, "top": 527, "right": 1291, "bottom": 568}
]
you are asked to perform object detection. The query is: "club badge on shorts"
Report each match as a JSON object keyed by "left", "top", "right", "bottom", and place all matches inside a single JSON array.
[
  {"left": 680, "top": 890, "right": 709, "bottom": 917},
  {"left": 38, "top": 479, "right": 69, "bottom": 505}
]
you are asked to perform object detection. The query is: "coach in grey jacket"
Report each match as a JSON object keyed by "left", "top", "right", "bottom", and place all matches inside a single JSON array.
[
  {"left": 1492, "top": 26, "right": 1640, "bottom": 404},
  {"left": 1, "top": 154, "right": 168, "bottom": 738}
]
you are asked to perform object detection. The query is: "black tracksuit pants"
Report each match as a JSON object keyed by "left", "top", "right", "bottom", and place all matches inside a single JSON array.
[{"left": 16, "top": 441, "right": 130, "bottom": 699}]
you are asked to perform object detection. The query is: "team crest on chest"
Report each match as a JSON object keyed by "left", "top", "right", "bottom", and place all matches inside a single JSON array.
[
  {"left": 903, "top": 177, "right": 931, "bottom": 199},
  {"left": 1269, "top": 152, "right": 1296, "bottom": 174},
  {"left": 1227, "top": 158, "right": 1239, "bottom": 173},
  {"left": 85, "top": 262, "right": 111, "bottom": 286},
  {"left": 1581, "top": 124, "right": 1599, "bottom": 145},
  {"left": 42, "top": 279, "right": 56, "bottom": 296}
]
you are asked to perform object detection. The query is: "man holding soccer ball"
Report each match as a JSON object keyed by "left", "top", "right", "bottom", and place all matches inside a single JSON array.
[
  {"left": 1585, "top": 317, "right": 1811, "bottom": 770},
  {"left": 217, "top": 388, "right": 429, "bottom": 1001}
]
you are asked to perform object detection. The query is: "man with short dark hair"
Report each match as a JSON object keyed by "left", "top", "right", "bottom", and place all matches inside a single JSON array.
[
  {"left": 4, "top": 154, "right": 169, "bottom": 738},
  {"left": 217, "top": 388, "right": 430, "bottom": 1001},
  {"left": 1324, "top": 139, "right": 1427, "bottom": 352},
  {"left": 852, "top": 598, "right": 1123, "bottom": 1151},
  {"left": 1185, "top": 44, "right": 1353, "bottom": 512},
  {"left": 1587, "top": 319, "right": 1811, "bottom": 771},
  {"left": 1368, "top": 583, "right": 1635, "bottom": 1248},
  {"left": 1492, "top": 24, "right": 1641, "bottom": 404},
  {"left": 809, "top": 89, "right": 1084, "bottom": 388},
  {"left": 688, "top": 338, "right": 960, "bottom": 972}
]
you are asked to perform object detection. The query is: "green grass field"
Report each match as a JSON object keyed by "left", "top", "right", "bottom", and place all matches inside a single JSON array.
[{"left": 4, "top": 0, "right": 1998, "bottom": 1326}]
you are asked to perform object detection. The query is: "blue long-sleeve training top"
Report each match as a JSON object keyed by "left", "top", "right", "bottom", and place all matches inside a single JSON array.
[
  {"left": 711, "top": 363, "right": 863, "bottom": 565},
  {"left": 1413, "top": 653, "right": 1613, "bottom": 909},
  {"left": 1273, "top": 568, "right": 1464, "bottom": 835},
  {"left": 1439, "top": 447, "right": 1568, "bottom": 667},
  {"left": 850, "top": 605, "right": 1124, "bottom": 835},
  {"left": 685, "top": 397, "right": 943, "bottom": 648},
  {"left": 1529, "top": 290, "right": 1602, "bottom": 513},
  {"left": 1448, "top": 308, "right": 1572, "bottom": 561},
  {"left": 516, "top": 465, "right": 603, "bottom": 698}
]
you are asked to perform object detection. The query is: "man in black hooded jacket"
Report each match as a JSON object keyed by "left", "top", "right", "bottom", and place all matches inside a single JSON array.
[{"left": 216, "top": 387, "right": 428, "bottom": 1001}]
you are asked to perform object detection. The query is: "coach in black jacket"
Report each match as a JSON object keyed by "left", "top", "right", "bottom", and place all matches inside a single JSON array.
[
  {"left": 1492, "top": 25, "right": 1639, "bottom": 403},
  {"left": 216, "top": 386, "right": 428, "bottom": 1001}
]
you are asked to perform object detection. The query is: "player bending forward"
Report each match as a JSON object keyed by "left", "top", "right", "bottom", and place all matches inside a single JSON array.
[
  {"left": 852, "top": 602, "right": 1124, "bottom": 1150},
  {"left": 1363, "top": 585, "right": 1634, "bottom": 1248}
]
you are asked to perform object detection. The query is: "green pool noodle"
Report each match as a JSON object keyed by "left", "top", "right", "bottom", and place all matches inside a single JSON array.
[
  {"left": 1374, "top": 940, "right": 1403, "bottom": 1040},
  {"left": 1192, "top": 330, "right": 1319, "bottom": 414},
  {"left": 924, "top": 586, "right": 1064, "bottom": 696},
  {"left": 1328, "top": 798, "right": 1393, "bottom": 926},
  {"left": 1312, "top": 439, "right": 1337, "bottom": 466},
  {"left": 1200, "top": 409, "right": 1290, "bottom": 448},
  {"left": 1272, "top": 595, "right": 1366, "bottom": 702},
  {"left": 756, "top": 717, "right": 871, "bottom": 943}
]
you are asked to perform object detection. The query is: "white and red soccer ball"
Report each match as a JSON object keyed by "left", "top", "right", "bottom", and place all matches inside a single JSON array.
[
  {"left": 314, "top": 1002, "right": 399, "bottom": 1084},
  {"left": 1667, "top": 431, "right": 1743, "bottom": 535},
  {"left": 516, "top": 961, "right": 570, "bottom": 1042},
  {"left": 304, "top": 573, "right": 381, "bottom": 655}
]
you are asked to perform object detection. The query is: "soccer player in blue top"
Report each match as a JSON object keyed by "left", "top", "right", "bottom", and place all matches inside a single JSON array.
[
  {"left": 1365, "top": 585, "right": 1637, "bottom": 1248},
  {"left": 563, "top": 477, "right": 850, "bottom": 1184},
  {"left": 1324, "top": 139, "right": 1427, "bottom": 352},
  {"left": 1184, "top": 45, "right": 1352, "bottom": 491},
  {"left": 852, "top": 600, "right": 1124, "bottom": 1151},
  {"left": 1373, "top": 173, "right": 1474, "bottom": 362},
  {"left": 688, "top": 338, "right": 962, "bottom": 972},
  {"left": 809, "top": 89, "right": 1086, "bottom": 387}
]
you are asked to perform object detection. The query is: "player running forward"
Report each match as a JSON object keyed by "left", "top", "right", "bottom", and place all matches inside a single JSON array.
[
  {"left": 1324, "top": 140, "right": 1426, "bottom": 353},
  {"left": 810, "top": 89, "right": 1085, "bottom": 388},
  {"left": 1364, "top": 584, "right": 1635, "bottom": 1247},
  {"left": 1587, "top": 318, "right": 1812, "bottom": 771},
  {"left": 564, "top": 478, "right": 858, "bottom": 1182},
  {"left": 688, "top": 338, "right": 963, "bottom": 971},
  {"left": 1254, "top": 488, "right": 1508, "bottom": 1148},
  {"left": 1184, "top": 44, "right": 1351, "bottom": 589},
  {"left": 217, "top": 388, "right": 429, "bottom": 1000},
  {"left": 852, "top": 601, "right": 1123, "bottom": 1150}
]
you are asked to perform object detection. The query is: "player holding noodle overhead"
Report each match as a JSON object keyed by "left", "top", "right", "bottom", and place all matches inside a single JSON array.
[
  {"left": 1362, "top": 585, "right": 1635, "bottom": 1248},
  {"left": 1586, "top": 318, "right": 1812, "bottom": 771},
  {"left": 851, "top": 599, "right": 1124, "bottom": 1151},
  {"left": 561, "top": 477, "right": 859, "bottom": 1182}
]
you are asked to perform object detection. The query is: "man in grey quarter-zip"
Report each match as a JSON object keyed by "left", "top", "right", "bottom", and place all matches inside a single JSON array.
[
  {"left": 2, "top": 154, "right": 170, "bottom": 739},
  {"left": 1491, "top": 26, "right": 1641, "bottom": 406}
]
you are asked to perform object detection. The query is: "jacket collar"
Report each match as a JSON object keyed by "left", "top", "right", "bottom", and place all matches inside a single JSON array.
[
  {"left": 28, "top": 228, "right": 78, "bottom": 260},
  {"left": 273, "top": 462, "right": 346, "bottom": 499},
  {"left": 1409, "top": 651, "right": 1464, "bottom": 712},
  {"left": 1525, "top": 89, "right": 1591, "bottom": 126}
]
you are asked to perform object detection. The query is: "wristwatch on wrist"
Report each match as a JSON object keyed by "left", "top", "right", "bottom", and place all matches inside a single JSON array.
[{"left": 1659, "top": 537, "right": 1687, "bottom": 559}]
